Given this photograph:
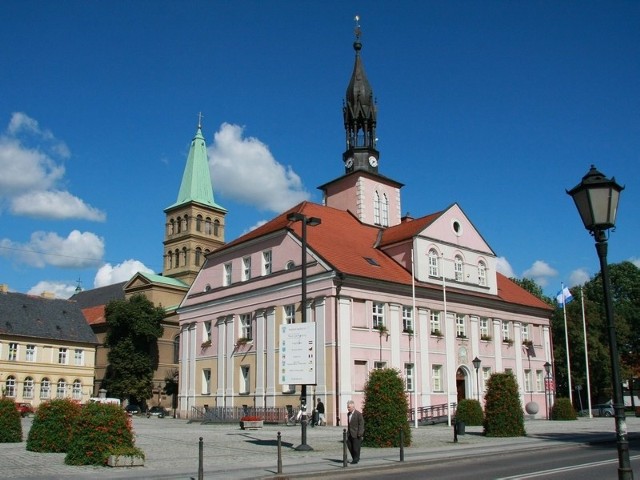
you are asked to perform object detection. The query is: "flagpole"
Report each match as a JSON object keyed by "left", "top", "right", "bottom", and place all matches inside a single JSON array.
[
  {"left": 411, "top": 248, "right": 418, "bottom": 428},
  {"left": 443, "top": 254, "right": 451, "bottom": 428},
  {"left": 561, "top": 283, "right": 573, "bottom": 405},
  {"left": 581, "top": 286, "right": 593, "bottom": 418}
]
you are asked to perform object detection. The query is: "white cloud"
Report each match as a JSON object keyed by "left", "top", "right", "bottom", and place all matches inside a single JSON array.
[
  {"left": 94, "top": 259, "right": 154, "bottom": 288},
  {"left": 0, "top": 230, "right": 104, "bottom": 268},
  {"left": 0, "top": 112, "right": 104, "bottom": 220},
  {"left": 209, "top": 123, "right": 309, "bottom": 212},
  {"left": 495, "top": 256, "right": 515, "bottom": 278},
  {"left": 569, "top": 268, "right": 591, "bottom": 286},
  {"left": 522, "top": 260, "right": 558, "bottom": 287},
  {"left": 242, "top": 219, "right": 268, "bottom": 235},
  {"left": 27, "top": 280, "right": 79, "bottom": 299},
  {"left": 11, "top": 190, "right": 106, "bottom": 221},
  {"left": 630, "top": 257, "right": 640, "bottom": 269}
]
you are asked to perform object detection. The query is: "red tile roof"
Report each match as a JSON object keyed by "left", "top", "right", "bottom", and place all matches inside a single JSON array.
[{"left": 82, "top": 305, "right": 106, "bottom": 326}]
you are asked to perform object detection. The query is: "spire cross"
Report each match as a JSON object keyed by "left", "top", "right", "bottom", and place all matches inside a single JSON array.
[
  {"left": 197, "top": 112, "right": 204, "bottom": 129},
  {"left": 354, "top": 15, "right": 361, "bottom": 40}
]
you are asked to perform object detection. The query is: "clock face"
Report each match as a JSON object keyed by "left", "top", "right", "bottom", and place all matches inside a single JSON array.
[
  {"left": 368, "top": 156, "right": 378, "bottom": 167},
  {"left": 345, "top": 157, "right": 354, "bottom": 168}
]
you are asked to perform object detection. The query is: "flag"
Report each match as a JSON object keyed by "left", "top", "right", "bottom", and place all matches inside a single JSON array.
[{"left": 556, "top": 286, "right": 573, "bottom": 307}]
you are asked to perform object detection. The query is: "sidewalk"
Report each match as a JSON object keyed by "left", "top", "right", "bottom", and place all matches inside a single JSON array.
[{"left": 4, "top": 415, "right": 638, "bottom": 479}]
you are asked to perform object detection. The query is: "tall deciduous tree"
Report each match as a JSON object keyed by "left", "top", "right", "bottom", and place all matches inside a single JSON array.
[{"left": 103, "top": 294, "right": 165, "bottom": 404}]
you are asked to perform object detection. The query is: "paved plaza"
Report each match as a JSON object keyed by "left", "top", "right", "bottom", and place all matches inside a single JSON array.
[{"left": 3, "top": 415, "right": 639, "bottom": 479}]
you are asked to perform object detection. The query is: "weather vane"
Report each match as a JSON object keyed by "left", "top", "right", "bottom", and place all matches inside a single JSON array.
[{"left": 354, "top": 15, "right": 361, "bottom": 40}]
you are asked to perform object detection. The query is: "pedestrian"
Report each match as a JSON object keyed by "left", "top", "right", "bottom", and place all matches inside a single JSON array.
[
  {"left": 316, "top": 398, "right": 325, "bottom": 426},
  {"left": 346, "top": 400, "right": 364, "bottom": 464}
]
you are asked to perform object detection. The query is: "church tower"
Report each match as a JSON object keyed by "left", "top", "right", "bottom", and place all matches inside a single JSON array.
[
  {"left": 163, "top": 117, "right": 227, "bottom": 284},
  {"left": 321, "top": 19, "right": 403, "bottom": 228}
]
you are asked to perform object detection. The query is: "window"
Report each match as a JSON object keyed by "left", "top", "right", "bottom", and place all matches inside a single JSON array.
[
  {"left": 428, "top": 249, "right": 439, "bottom": 277},
  {"left": 240, "top": 314, "right": 252, "bottom": 340},
  {"left": 524, "top": 369, "right": 532, "bottom": 392},
  {"left": 402, "top": 306, "right": 413, "bottom": 333},
  {"left": 381, "top": 193, "right": 389, "bottom": 227},
  {"left": 521, "top": 323, "right": 530, "bottom": 342},
  {"left": 205, "top": 218, "right": 213, "bottom": 235},
  {"left": 456, "top": 314, "right": 466, "bottom": 338},
  {"left": 374, "top": 361, "right": 386, "bottom": 370},
  {"left": 536, "top": 370, "right": 544, "bottom": 391},
  {"left": 240, "top": 365, "right": 250, "bottom": 394},
  {"left": 74, "top": 349, "right": 84, "bottom": 366},
  {"left": 285, "top": 260, "right": 295, "bottom": 270},
  {"left": 262, "top": 250, "right": 272, "bottom": 275},
  {"left": 284, "top": 304, "right": 296, "bottom": 324},
  {"left": 72, "top": 379, "right": 82, "bottom": 400},
  {"left": 40, "top": 378, "right": 51, "bottom": 399},
  {"left": 405, "top": 363, "right": 415, "bottom": 391},
  {"left": 224, "top": 262, "right": 232, "bottom": 286},
  {"left": 195, "top": 247, "right": 202, "bottom": 266},
  {"left": 5, "top": 376, "right": 16, "bottom": 397},
  {"left": 432, "top": 365, "right": 443, "bottom": 392},
  {"left": 373, "top": 191, "right": 381, "bottom": 225},
  {"left": 502, "top": 321, "right": 511, "bottom": 341},
  {"left": 479, "top": 317, "right": 490, "bottom": 339},
  {"left": 213, "top": 219, "right": 220, "bottom": 236},
  {"left": 23, "top": 377, "right": 34, "bottom": 399},
  {"left": 196, "top": 214, "right": 203, "bottom": 232},
  {"left": 372, "top": 302, "right": 384, "bottom": 329},
  {"left": 173, "top": 335, "right": 180, "bottom": 364},
  {"left": 8, "top": 342, "right": 17, "bottom": 361},
  {"left": 26, "top": 344, "right": 36, "bottom": 362},
  {"left": 430, "top": 311, "right": 442, "bottom": 335},
  {"left": 202, "top": 369, "right": 211, "bottom": 395},
  {"left": 478, "top": 261, "right": 487, "bottom": 286},
  {"left": 354, "top": 361, "right": 367, "bottom": 391},
  {"left": 58, "top": 348, "right": 67, "bottom": 364},
  {"left": 204, "top": 321, "right": 212, "bottom": 342},
  {"left": 242, "top": 256, "right": 251, "bottom": 281},
  {"left": 56, "top": 379, "right": 66, "bottom": 399},
  {"left": 482, "top": 367, "right": 491, "bottom": 389},
  {"left": 454, "top": 255, "right": 464, "bottom": 281}
]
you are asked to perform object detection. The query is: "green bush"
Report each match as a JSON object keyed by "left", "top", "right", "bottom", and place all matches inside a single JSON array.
[
  {"left": 551, "top": 397, "right": 577, "bottom": 420},
  {"left": 65, "top": 402, "right": 144, "bottom": 466},
  {"left": 483, "top": 372, "right": 526, "bottom": 437},
  {"left": 455, "top": 399, "right": 484, "bottom": 426},
  {"left": 0, "top": 398, "right": 22, "bottom": 442},
  {"left": 362, "top": 368, "right": 411, "bottom": 447},
  {"left": 27, "top": 399, "right": 82, "bottom": 452}
]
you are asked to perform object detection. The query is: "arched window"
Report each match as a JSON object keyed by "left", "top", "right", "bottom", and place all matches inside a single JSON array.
[
  {"left": 173, "top": 335, "right": 180, "bottom": 364},
  {"left": 167, "top": 251, "right": 173, "bottom": 269},
  {"left": 196, "top": 215, "right": 203, "bottom": 232},
  {"left": 428, "top": 249, "right": 440, "bottom": 277},
  {"left": 177, "top": 217, "right": 182, "bottom": 233},
  {"left": 381, "top": 193, "right": 389, "bottom": 227},
  {"left": 478, "top": 261, "right": 487, "bottom": 286},
  {"left": 182, "top": 247, "right": 188, "bottom": 266},
  {"left": 373, "top": 191, "right": 381, "bottom": 225},
  {"left": 183, "top": 214, "right": 189, "bottom": 231},
  {"left": 56, "top": 379, "right": 66, "bottom": 399},
  {"left": 213, "top": 219, "right": 220, "bottom": 236},
  {"left": 205, "top": 218, "right": 213, "bottom": 235},
  {"left": 5, "top": 376, "right": 16, "bottom": 397},
  {"left": 169, "top": 219, "right": 175, "bottom": 235},
  {"left": 454, "top": 255, "right": 464, "bottom": 282},
  {"left": 195, "top": 247, "right": 202, "bottom": 266},
  {"left": 40, "top": 378, "right": 51, "bottom": 399},
  {"left": 72, "top": 379, "right": 82, "bottom": 400},
  {"left": 23, "top": 376, "right": 34, "bottom": 399},
  {"left": 175, "top": 249, "right": 180, "bottom": 267}
]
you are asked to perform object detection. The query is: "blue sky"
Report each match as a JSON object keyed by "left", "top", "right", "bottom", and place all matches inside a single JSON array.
[{"left": 1, "top": 1, "right": 638, "bottom": 298}]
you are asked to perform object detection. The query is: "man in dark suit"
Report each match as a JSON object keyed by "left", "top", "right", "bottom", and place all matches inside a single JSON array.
[{"left": 346, "top": 400, "right": 364, "bottom": 464}]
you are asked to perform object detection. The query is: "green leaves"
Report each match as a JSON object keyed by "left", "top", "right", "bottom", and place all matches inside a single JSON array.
[{"left": 483, "top": 373, "right": 526, "bottom": 437}]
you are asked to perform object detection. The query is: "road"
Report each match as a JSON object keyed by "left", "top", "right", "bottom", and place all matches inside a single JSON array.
[{"left": 327, "top": 437, "right": 640, "bottom": 480}]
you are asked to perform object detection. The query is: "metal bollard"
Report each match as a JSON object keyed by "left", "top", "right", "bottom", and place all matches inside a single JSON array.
[
  {"left": 342, "top": 428, "right": 348, "bottom": 467},
  {"left": 198, "top": 436, "right": 204, "bottom": 480},
  {"left": 277, "top": 431, "right": 282, "bottom": 474},
  {"left": 453, "top": 421, "right": 458, "bottom": 443},
  {"left": 399, "top": 429, "right": 404, "bottom": 462}
]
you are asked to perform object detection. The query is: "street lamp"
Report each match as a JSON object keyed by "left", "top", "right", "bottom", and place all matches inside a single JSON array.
[
  {"left": 567, "top": 165, "right": 632, "bottom": 480},
  {"left": 544, "top": 361, "right": 551, "bottom": 420},
  {"left": 287, "top": 212, "right": 321, "bottom": 452},
  {"left": 472, "top": 357, "right": 481, "bottom": 402}
]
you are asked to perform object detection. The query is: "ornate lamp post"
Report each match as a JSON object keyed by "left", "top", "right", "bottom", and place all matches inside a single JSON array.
[
  {"left": 544, "top": 361, "right": 551, "bottom": 420},
  {"left": 287, "top": 212, "right": 321, "bottom": 452},
  {"left": 567, "top": 165, "right": 632, "bottom": 480},
  {"left": 472, "top": 357, "right": 481, "bottom": 402}
]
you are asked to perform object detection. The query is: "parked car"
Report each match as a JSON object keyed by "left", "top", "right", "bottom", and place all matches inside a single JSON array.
[
  {"left": 125, "top": 404, "right": 141, "bottom": 415},
  {"left": 580, "top": 403, "right": 614, "bottom": 417},
  {"left": 17, "top": 403, "right": 34, "bottom": 417},
  {"left": 146, "top": 406, "right": 168, "bottom": 418}
]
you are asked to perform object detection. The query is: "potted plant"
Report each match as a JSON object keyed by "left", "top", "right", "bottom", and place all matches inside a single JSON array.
[
  {"left": 236, "top": 337, "right": 251, "bottom": 346},
  {"left": 480, "top": 334, "right": 492, "bottom": 341},
  {"left": 503, "top": 338, "right": 514, "bottom": 346},
  {"left": 374, "top": 324, "right": 388, "bottom": 334},
  {"left": 522, "top": 339, "right": 533, "bottom": 347},
  {"left": 240, "top": 415, "right": 264, "bottom": 430},
  {"left": 456, "top": 334, "right": 467, "bottom": 339},
  {"left": 403, "top": 327, "right": 414, "bottom": 335},
  {"left": 431, "top": 329, "right": 443, "bottom": 337},
  {"left": 200, "top": 339, "right": 212, "bottom": 349}
]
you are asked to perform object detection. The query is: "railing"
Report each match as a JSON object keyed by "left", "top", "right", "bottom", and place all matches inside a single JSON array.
[
  {"left": 408, "top": 402, "right": 457, "bottom": 424},
  {"left": 190, "top": 405, "right": 292, "bottom": 424}
]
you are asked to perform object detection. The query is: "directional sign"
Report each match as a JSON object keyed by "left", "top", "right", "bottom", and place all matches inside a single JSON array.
[{"left": 279, "top": 322, "right": 316, "bottom": 385}]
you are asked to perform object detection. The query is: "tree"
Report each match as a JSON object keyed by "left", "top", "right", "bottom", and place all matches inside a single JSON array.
[
  {"left": 102, "top": 294, "right": 165, "bottom": 404},
  {"left": 510, "top": 277, "right": 554, "bottom": 306},
  {"left": 362, "top": 368, "right": 411, "bottom": 447},
  {"left": 483, "top": 372, "right": 525, "bottom": 437}
]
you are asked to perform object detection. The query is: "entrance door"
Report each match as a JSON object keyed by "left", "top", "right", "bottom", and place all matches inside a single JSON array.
[{"left": 456, "top": 368, "right": 466, "bottom": 403}]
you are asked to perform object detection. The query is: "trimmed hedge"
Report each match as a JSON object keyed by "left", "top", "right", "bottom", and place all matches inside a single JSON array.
[
  {"left": 483, "top": 372, "right": 526, "bottom": 437},
  {"left": 65, "top": 402, "right": 144, "bottom": 466},
  {"left": 551, "top": 397, "right": 577, "bottom": 420},
  {"left": 455, "top": 399, "right": 484, "bottom": 426},
  {"left": 27, "top": 399, "right": 82, "bottom": 452},
  {"left": 0, "top": 398, "right": 22, "bottom": 443}
]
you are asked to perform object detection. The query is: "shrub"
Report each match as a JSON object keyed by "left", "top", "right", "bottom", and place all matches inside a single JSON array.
[
  {"left": 27, "top": 399, "right": 82, "bottom": 452},
  {"left": 0, "top": 398, "right": 22, "bottom": 442},
  {"left": 551, "top": 397, "right": 577, "bottom": 420},
  {"left": 483, "top": 372, "right": 526, "bottom": 437},
  {"left": 455, "top": 399, "right": 484, "bottom": 426},
  {"left": 65, "top": 402, "right": 144, "bottom": 466},
  {"left": 240, "top": 415, "right": 263, "bottom": 421},
  {"left": 362, "top": 368, "right": 411, "bottom": 447}
]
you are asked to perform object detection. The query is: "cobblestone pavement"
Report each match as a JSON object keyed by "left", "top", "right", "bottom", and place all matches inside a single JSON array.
[{"left": 4, "top": 415, "right": 639, "bottom": 479}]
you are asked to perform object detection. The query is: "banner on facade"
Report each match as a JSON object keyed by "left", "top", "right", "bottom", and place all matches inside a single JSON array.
[{"left": 279, "top": 322, "right": 316, "bottom": 385}]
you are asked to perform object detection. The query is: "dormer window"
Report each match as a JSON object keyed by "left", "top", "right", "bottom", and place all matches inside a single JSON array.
[
  {"left": 478, "top": 261, "right": 487, "bottom": 286},
  {"left": 428, "top": 249, "right": 440, "bottom": 277},
  {"left": 454, "top": 255, "right": 464, "bottom": 282}
]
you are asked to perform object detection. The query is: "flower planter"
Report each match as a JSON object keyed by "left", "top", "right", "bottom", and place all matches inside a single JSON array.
[
  {"left": 107, "top": 455, "right": 145, "bottom": 467},
  {"left": 240, "top": 420, "right": 264, "bottom": 430}
]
